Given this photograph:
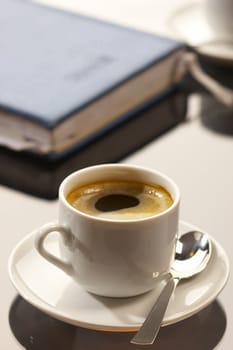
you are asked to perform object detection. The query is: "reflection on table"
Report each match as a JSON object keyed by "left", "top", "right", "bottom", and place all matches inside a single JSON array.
[
  {"left": 9, "top": 296, "right": 226, "bottom": 350},
  {"left": 0, "top": 90, "right": 186, "bottom": 199}
]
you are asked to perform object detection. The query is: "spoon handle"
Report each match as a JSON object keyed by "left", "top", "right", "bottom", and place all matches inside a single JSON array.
[{"left": 131, "top": 276, "right": 179, "bottom": 345}]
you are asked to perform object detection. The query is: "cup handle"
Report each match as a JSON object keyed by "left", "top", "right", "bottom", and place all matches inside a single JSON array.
[{"left": 35, "top": 222, "right": 74, "bottom": 276}]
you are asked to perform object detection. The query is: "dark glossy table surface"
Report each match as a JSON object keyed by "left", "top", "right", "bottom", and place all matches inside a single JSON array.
[{"left": 2, "top": 91, "right": 233, "bottom": 350}]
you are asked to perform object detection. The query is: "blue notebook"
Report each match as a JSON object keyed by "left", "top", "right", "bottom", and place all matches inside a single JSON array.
[{"left": 0, "top": 0, "right": 185, "bottom": 155}]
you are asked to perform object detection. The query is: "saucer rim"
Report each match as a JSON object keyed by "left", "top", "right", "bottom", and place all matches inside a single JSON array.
[
  {"left": 168, "top": 2, "right": 233, "bottom": 64},
  {"left": 8, "top": 220, "right": 230, "bottom": 332}
]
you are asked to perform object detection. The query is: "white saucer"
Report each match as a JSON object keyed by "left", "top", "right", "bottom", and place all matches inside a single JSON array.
[
  {"left": 8, "top": 221, "right": 229, "bottom": 332},
  {"left": 168, "top": 3, "right": 233, "bottom": 64}
]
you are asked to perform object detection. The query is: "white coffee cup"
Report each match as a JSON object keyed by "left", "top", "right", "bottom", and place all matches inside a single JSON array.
[
  {"left": 204, "top": 0, "right": 233, "bottom": 36},
  {"left": 35, "top": 164, "right": 180, "bottom": 298}
]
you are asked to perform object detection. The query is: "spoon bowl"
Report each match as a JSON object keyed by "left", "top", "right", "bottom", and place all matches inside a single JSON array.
[
  {"left": 131, "top": 230, "right": 211, "bottom": 345},
  {"left": 172, "top": 231, "right": 211, "bottom": 279}
]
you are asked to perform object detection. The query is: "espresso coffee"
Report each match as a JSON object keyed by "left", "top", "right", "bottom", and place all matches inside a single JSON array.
[{"left": 66, "top": 181, "right": 173, "bottom": 220}]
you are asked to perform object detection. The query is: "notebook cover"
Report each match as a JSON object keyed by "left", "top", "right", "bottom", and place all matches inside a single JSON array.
[{"left": 0, "top": 0, "right": 183, "bottom": 127}]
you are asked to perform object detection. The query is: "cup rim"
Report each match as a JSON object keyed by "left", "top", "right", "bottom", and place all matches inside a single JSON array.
[{"left": 59, "top": 164, "right": 180, "bottom": 223}]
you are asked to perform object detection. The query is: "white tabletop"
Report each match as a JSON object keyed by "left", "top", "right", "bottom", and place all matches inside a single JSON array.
[{"left": 2, "top": 0, "right": 233, "bottom": 349}]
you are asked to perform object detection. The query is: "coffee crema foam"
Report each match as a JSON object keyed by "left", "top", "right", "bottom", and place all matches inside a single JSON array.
[{"left": 66, "top": 181, "right": 173, "bottom": 220}]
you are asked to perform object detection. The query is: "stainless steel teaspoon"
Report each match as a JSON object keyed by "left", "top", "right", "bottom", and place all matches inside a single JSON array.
[{"left": 131, "top": 230, "right": 212, "bottom": 345}]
